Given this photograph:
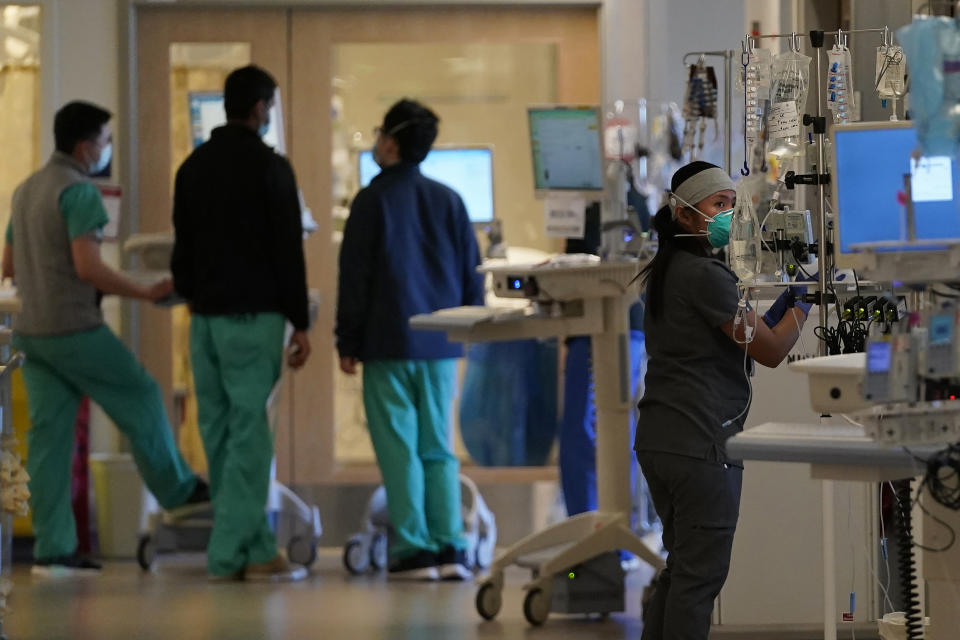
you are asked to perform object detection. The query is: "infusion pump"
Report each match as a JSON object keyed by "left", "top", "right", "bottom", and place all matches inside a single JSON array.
[{"left": 790, "top": 303, "right": 960, "bottom": 445}]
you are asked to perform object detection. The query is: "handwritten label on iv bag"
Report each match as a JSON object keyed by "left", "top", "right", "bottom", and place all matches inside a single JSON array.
[
  {"left": 769, "top": 101, "right": 801, "bottom": 139},
  {"left": 544, "top": 197, "right": 586, "bottom": 238}
]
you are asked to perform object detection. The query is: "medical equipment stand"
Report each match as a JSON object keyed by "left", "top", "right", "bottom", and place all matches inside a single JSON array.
[
  {"left": 411, "top": 261, "right": 665, "bottom": 626},
  {"left": 682, "top": 50, "right": 735, "bottom": 176},
  {"left": 741, "top": 27, "right": 891, "bottom": 639}
]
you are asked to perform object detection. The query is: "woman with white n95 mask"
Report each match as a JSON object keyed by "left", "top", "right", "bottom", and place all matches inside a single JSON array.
[{"left": 633, "top": 161, "right": 814, "bottom": 640}]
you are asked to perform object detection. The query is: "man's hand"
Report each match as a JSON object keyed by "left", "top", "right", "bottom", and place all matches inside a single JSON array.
[
  {"left": 147, "top": 278, "right": 175, "bottom": 302},
  {"left": 288, "top": 331, "right": 311, "bottom": 369},
  {"left": 340, "top": 356, "right": 359, "bottom": 375}
]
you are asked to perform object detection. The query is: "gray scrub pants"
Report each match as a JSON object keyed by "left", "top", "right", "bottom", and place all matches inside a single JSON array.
[{"left": 636, "top": 450, "right": 743, "bottom": 640}]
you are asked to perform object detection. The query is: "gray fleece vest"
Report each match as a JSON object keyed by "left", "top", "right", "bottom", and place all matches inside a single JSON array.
[{"left": 11, "top": 152, "right": 103, "bottom": 336}]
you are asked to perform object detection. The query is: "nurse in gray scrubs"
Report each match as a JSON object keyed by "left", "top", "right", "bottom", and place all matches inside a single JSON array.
[{"left": 634, "top": 161, "right": 813, "bottom": 640}]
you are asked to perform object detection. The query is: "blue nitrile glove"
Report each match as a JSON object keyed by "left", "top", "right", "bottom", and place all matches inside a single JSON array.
[
  {"left": 762, "top": 287, "right": 795, "bottom": 328},
  {"left": 791, "top": 284, "right": 813, "bottom": 315}
]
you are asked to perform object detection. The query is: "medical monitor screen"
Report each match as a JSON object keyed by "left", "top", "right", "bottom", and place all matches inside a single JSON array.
[
  {"left": 527, "top": 107, "right": 604, "bottom": 192},
  {"left": 833, "top": 124, "right": 960, "bottom": 257},
  {"left": 188, "top": 91, "right": 282, "bottom": 151},
  {"left": 358, "top": 147, "right": 494, "bottom": 223}
]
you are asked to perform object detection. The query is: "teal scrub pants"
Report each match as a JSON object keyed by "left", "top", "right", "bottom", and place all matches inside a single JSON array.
[
  {"left": 13, "top": 326, "right": 198, "bottom": 562},
  {"left": 190, "top": 313, "right": 284, "bottom": 576},
  {"left": 362, "top": 359, "right": 466, "bottom": 560}
]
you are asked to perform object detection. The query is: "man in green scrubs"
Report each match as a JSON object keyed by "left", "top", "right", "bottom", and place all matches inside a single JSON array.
[
  {"left": 2, "top": 101, "right": 206, "bottom": 575},
  {"left": 171, "top": 66, "right": 311, "bottom": 582},
  {"left": 337, "top": 100, "right": 484, "bottom": 581}
]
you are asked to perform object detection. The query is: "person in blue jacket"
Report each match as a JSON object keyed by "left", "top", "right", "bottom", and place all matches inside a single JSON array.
[{"left": 336, "top": 99, "right": 484, "bottom": 581}]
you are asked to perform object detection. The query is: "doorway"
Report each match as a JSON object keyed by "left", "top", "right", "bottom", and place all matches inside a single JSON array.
[{"left": 134, "top": 4, "right": 600, "bottom": 484}]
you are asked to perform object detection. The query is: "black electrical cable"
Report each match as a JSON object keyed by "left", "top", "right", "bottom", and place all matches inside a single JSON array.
[
  {"left": 923, "top": 443, "right": 960, "bottom": 511},
  {"left": 892, "top": 479, "right": 924, "bottom": 640}
]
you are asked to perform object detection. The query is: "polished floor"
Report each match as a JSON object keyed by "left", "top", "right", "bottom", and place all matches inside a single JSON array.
[
  {"left": 2, "top": 549, "right": 881, "bottom": 640},
  {"left": 3, "top": 549, "right": 650, "bottom": 640}
]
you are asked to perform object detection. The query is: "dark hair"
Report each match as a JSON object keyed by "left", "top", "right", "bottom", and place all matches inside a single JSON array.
[
  {"left": 382, "top": 99, "right": 439, "bottom": 164},
  {"left": 224, "top": 65, "right": 277, "bottom": 121},
  {"left": 54, "top": 101, "right": 111, "bottom": 154},
  {"left": 636, "top": 161, "right": 719, "bottom": 319}
]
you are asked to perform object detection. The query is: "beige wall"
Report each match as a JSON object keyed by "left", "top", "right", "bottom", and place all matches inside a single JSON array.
[{"left": 335, "top": 42, "right": 559, "bottom": 253}]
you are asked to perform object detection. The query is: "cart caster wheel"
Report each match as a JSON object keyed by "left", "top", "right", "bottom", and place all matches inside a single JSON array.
[
  {"left": 523, "top": 587, "right": 550, "bottom": 626},
  {"left": 287, "top": 535, "right": 317, "bottom": 567},
  {"left": 343, "top": 538, "right": 370, "bottom": 575},
  {"left": 369, "top": 533, "right": 388, "bottom": 571},
  {"left": 476, "top": 581, "right": 502, "bottom": 621},
  {"left": 137, "top": 534, "right": 156, "bottom": 571}
]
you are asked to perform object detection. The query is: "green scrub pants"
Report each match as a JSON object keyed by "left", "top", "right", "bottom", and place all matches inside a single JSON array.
[
  {"left": 362, "top": 359, "right": 466, "bottom": 560},
  {"left": 190, "top": 313, "right": 284, "bottom": 576},
  {"left": 13, "top": 326, "right": 198, "bottom": 562}
]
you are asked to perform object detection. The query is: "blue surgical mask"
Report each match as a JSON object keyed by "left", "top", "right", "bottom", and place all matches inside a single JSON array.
[
  {"left": 89, "top": 143, "right": 112, "bottom": 175},
  {"left": 258, "top": 120, "right": 270, "bottom": 138}
]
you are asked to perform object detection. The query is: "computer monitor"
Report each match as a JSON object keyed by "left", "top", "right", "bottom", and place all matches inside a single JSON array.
[
  {"left": 832, "top": 121, "right": 960, "bottom": 269},
  {"left": 188, "top": 91, "right": 284, "bottom": 152},
  {"left": 357, "top": 146, "right": 495, "bottom": 224},
  {"left": 527, "top": 105, "right": 604, "bottom": 195}
]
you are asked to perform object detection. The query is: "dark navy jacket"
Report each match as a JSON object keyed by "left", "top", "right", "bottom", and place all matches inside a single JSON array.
[{"left": 336, "top": 162, "right": 484, "bottom": 361}]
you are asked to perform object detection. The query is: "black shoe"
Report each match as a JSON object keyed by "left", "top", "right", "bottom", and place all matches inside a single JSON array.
[
  {"left": 186, "top": 479, "right": 210, "bottom": 505},
  {"left": 388, "top": 550, "right": 439, "bottom": 581},
  {"left": 32, "top": 553, "right": 102, "bottom": 577},
  {"left": 437, "top": 546, "right": 472, "bottom": 581}
]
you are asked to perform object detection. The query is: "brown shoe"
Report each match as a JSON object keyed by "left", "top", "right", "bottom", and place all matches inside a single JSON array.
[{"left": 244, "top": 554, "right": 307, "bottom": 583}]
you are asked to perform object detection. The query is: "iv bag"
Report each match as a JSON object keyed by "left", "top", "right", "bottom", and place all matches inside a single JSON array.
[
  {"left": 768, "top": 50, "right": 812, "bottom": 158},
  {"left": 738, "top": 48, "right": 774, "bottom": 151},
  {"left": 729, "top": 178, "right": 763, "bottom": 282},
  {"left": 898, "top": 17, "right": 960, "bottom": 157}
]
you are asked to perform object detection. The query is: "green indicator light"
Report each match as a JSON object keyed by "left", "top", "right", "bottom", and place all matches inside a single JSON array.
[{"left": 568, "top": 572, "right": 576, "bottom": 580}]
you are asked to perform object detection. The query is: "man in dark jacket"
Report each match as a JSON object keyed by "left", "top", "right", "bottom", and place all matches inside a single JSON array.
[
  {"left": 336, "top": 99, "right": 483, "bottom": 581},
  {"left": 171, "top": 65, "right": 310, "bottom": 582}
]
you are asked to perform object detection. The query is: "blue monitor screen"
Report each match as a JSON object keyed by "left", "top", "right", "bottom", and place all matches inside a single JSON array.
[
  {"left": 188, "top": 91, "right": 281, "bottom": 150},
  {"left": 834, "top": 125, "right": 960, "bottom": 254},
  {"left": 527, "top": 107, "right": 604, "bottom": 191},
  {"left": 358, "top": 148, "right": 494, "bottom": 223}
]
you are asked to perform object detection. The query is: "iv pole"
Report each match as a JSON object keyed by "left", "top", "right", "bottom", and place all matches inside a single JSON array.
[
  {"left": 741, "top": 27, "right": 891, "bottom": 640},
  {"left": 744, "top": 27, "right": 891, "bottom": 353},
  {"left": 682, "top": 50, "right": 735, "bottom": 175}
]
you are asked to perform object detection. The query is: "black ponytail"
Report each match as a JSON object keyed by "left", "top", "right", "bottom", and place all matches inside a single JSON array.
[
  {"left": 635, "top": 202, "right": 708, "bottom": 319},
  {"left": 633, "top": 160, "right": 725, "bottom": 319}
]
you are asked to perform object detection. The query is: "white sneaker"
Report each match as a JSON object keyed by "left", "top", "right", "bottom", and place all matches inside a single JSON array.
[
  {"left": 244, "top": 555, "right": 308, "bottom": 583},
  {"left": 31, "top": 554, "right": 102, "bottom": 578}
]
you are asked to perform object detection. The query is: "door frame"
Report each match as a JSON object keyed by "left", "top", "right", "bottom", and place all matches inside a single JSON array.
[{"left": 121, "top": 1, "right": 603, "bottom": 485}]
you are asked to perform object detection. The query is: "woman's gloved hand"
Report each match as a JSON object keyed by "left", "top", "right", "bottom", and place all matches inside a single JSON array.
[
  {"left": 762, "top": 287, "right": 795, "bottom": 328},
  {"left": 763, "top": 284, "right": 815, "bottom": 328},
  {"left": 790, "top": 284, "right": 813, "bottom": 315}
]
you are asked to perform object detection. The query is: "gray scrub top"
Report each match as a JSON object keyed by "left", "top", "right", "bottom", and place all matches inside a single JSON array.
[{"left": 634, "top": 249, "right": 751, "bottom": 465}]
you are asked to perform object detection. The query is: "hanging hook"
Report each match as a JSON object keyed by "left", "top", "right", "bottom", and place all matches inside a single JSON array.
[
  {"left": 883, "top": 26, "right": 891, "bottom": 48},
  {"left": 790, "top": 32, "right": 801, "bottom": 53},
  {"left": 741, "top": 51, "right": 750, "bottom": 177}
]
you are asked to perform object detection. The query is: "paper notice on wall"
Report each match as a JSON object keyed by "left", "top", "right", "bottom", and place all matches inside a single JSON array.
[
  {"left": 544, "top": 197, "right": 586, "bottom": 238},
  {"left": 769, "top": 101, "right": 800, "bottom": 139},
  {"left": 97, "top": 184, "right": 122, "bottom": 240}
]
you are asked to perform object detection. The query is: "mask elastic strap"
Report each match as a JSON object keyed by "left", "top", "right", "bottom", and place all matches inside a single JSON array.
[{"left": 671, "top": 192, "right": 716, "bottom": 223}]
